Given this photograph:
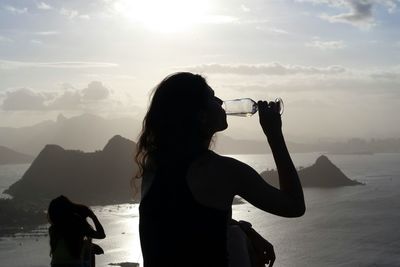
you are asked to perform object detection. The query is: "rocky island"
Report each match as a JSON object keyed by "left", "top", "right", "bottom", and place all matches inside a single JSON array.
[
  {"left": 0, "top": 135, "right": 138, "bottom": 236},
  {"left": 261, "top": 155, "right": 363, "bottom": 188},
  {"left": 5, "top": 135, "right": 138, "bottom": 206}
]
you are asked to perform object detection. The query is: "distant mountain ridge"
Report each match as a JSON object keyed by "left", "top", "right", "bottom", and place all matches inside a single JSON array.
[
  {"left": 0, "top": 146, "right": 34, "bottom": 165},
  {"left": 5, "top": 135, "right": 137, "bottom": 205},
  {"left": 0, "top": 113, "right": 141, "bottom": 156},
  {"left": 1, "top": 113, "right": 398, "bottom": 156},
  {"left": 261, "top": 155, "right": 362, "bottom": 188}
]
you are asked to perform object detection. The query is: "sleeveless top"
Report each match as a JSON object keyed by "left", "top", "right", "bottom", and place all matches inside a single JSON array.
[
  {"left": 139, "top": 154, "right": 231, "bottom": 267},
  {"left": 50, "top": 215, "right": 93, "bottom": 267},
  {"left": 50, "top": 238, "right": 91, "bottom": 267}
]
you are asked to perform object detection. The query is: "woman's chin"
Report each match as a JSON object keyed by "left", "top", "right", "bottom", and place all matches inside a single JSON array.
[{"left": 218, "top": 122, "right": 228, "bottom": 132}]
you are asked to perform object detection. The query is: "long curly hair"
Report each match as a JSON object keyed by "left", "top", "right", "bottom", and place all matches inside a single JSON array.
[{"left": 135, "top": 72, "right": 213, "bottom": 178}]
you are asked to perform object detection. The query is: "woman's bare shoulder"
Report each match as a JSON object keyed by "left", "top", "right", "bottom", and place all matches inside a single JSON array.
[
  {"left": 196, "top": 151, "right": 256, "bottom": 177},
  {"left": 208, "top": 151, "right": 253, "bottom": 169}
]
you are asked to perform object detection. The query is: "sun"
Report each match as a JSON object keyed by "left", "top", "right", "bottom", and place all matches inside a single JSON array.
[{"left": 113, "top": 0, "right": 211, "bottom": 33}]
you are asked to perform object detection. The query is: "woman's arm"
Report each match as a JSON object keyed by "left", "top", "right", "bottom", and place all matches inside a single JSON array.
[
  {"left": 85, "top": 209, "right": 106, "bottom": 239},
  {"left": 260, "top": 100, "right": 304, "bottom": 212},
  {"left": 232, "top": 101, "right": 305, "bottom": 217},
  {"left": 265, "top": 131, "right": 305, "bottom": 216}
]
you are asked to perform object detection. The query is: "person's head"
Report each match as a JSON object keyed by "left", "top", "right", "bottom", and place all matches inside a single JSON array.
[
  {"left": 135, "top": 72, "right": 227, "bottom": 175},
  {"left": 48, "top": 195, "right": 90, "bottom": 226},
  {"left": 47, "top": 195, "right": 74, "bottom": 226}
]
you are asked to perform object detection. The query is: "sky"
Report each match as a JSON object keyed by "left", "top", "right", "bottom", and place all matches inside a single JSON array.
[{"left": 0, "top": 0, "right": 400, "bottom": 142}]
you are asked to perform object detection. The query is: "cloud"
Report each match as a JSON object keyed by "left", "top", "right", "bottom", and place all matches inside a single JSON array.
[
  {"left": 0, "top": 35, "right": 13, "bottom": 43},
  {"left": 81, "top": 81, "right": 110, "bottom": 101},
  {"left": 2, "top": 89, "right": 45, "bottom": 110},
  {"left": 370, "top": 70, "right": 400, "bottom": 80},
  {"left": 1, "top": 82, "right": 113, "bottom": 111},
  {"left": 321, "top": 0, "right": 375, "bottom": 27},
  {"left": 48, "top": 91, "right": 82, "bottom": 110},
  {"left": 241, "top": 4, "right": 251, "bottom": 12},
  {"left": 30, "top": 39, "right": 43, "bottom": 45},
  {"left": 218, "top": 66, "right": 400, "bottom": 98},
  {"left": 297, "top": 0, "right": 399, "bottom": 29},
  {"left": 84, "top": 73, "right": 137, "bottom": 80},
  {"left": 60, "top": 7, "right": 78, "bottom": 19},
  {"left": 0, "top": 59, "right": 118, "bottom": 69},
  {"left": 269, "top": 28, "right": 289, "bottom": 34},
  {"left": 79, "top": 14, "right": 91, "bottom": 20},
  {"left": 36, "top": 2, "right": 52, "bottom": 10},
  {"left": 60, "top": 7, "right": 90, "bottom": 20},
  {"left": 3, "top": 5, "right": 28, "bottom": 14},
  {"left": 183, "top": 63, "right": 347, "bottom": 76},
  {"left": 33, "top": 31, "right": 59, "bottom": 36},
  {"left": 305, "top": 39, "right": 346, "bottom": 49},
  {"left": 60, "top": 83, "right": 76, "bottom": 90}
]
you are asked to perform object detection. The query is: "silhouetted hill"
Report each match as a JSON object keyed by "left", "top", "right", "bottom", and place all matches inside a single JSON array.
[
  {"left": 0, "top": 199, "right": 46, "bottom": 236},
  {"left": 0, "top": 113, "right": 141, "bottom": 156},
  {"left": 5, "top": 135, "right": 137, "bottom": 206},
  {"left": 261, "top": 155, "right": 362, "bottom": 188},
  {"left": 0, "top": 146, "right": 34, "bottom": 165}
]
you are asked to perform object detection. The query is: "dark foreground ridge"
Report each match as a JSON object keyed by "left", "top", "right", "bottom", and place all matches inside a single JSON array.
[
  {"left": 260, "top": 155, "right": 363, "bottom": 188},
  {"left": 5, "top": 135, "right": 137, "bottom": 206},
  {"left": 0, "top": 198, "right": 47, "bottom": 236}
]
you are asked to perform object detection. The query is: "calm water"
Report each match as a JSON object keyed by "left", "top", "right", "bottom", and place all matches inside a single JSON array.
[
  {"left": 0, "top": 153, "right": 399, "bottom": 267},
  {"left": 0, "top": 163, "right": 30, "bottom": 199}
]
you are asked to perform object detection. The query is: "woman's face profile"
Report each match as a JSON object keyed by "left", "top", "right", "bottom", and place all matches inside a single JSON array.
[{"left": 201, "top": 86, "right": 228, "bottom": 135}]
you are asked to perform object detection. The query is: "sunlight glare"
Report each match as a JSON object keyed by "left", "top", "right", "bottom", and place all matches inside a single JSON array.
[{"left": 114, "top": 0, "right": 211, "bottom": 33}]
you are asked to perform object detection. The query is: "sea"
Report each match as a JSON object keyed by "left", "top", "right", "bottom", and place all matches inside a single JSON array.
[{"left": 0, "top": 152, "right": 400, "bottom": 267}]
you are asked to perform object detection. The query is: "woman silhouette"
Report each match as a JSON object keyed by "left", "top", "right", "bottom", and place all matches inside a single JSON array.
[
  {"left": 48, "top": 195, "right": 106, "bottom": 267},
  {"left": 136, "top": 72, "right": 305, "bottom": 267}
]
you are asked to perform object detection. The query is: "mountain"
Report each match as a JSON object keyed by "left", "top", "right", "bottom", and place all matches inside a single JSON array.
[
  {"left": 0, "top": 113, "right": 330, "bottom": 157},
  {"left": 0, "top": 146, "right": 34, "bottom": 165},
  {"left": 260, "top": 155, "right": 363, "bottom": 188},
  {"left": 0, "top": 113, "right": 141, "bottom": 156},
  {"left": 4, "top": 135, "right": 138, "bottom": 206},
  {"left": 2, "top": 113, "right": 400, "bottom": 156}
]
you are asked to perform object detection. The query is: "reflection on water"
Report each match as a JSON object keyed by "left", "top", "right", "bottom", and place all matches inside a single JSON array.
[
  {"left": 0, "top": 204, "right": 142, "bottom": 267},
  {"left": 1, "top": 154, "right": 400, "bottom": 266},
  {"left": 95, "top": 204, "right": 142, "bottom": 266}
]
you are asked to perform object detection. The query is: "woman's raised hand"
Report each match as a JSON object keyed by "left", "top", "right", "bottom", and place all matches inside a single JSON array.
[{"left": 257, "top": 100, "right": 282, "bottom": 139}]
